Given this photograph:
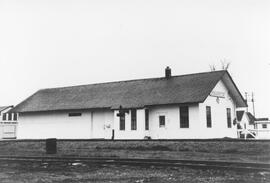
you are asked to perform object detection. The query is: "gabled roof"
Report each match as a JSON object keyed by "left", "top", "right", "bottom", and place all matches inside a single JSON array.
[
  {"left": 11, "top": 70, "right": 247, "bottom": 113},
  {"left": 246, "top": 112, "right": 256, "bottom": 125},
  {"left": 245, "top": 112, "right": 269, "bottom": 124}
]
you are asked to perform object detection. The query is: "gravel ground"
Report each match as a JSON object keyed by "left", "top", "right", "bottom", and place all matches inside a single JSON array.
[{"left": 0, "top": 161, "right": 269, "bottom": 183}]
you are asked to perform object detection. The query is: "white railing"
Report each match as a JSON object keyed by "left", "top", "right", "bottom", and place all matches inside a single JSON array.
[
  {"left": 237, "top": 129, "right": 270, "bottom": 139},
  {"left": 237, "top": 129, "right": 256, "bottom": 139}
]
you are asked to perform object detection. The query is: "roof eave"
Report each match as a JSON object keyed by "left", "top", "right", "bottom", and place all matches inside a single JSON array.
[
  {"left": 0, "top": 105, "right": 14, "bottom": 112},
  {"left": 16, "top": 107, "right": 112, "bottom": 114},
  {"left": 201, "top": 71, "right": 227, "bottom": 103},
  {"left": 224, "top": 71, "right": 248, "bottom": 108}
]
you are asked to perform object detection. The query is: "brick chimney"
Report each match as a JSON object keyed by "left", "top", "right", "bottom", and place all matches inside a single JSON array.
[{"left": 165, "top": 66, "right": 171, "bottom": 79}]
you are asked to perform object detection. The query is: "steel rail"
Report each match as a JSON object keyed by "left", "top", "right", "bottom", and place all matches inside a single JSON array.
[{"left": 0, "top": 156, "right": 269, "bottom": 172}]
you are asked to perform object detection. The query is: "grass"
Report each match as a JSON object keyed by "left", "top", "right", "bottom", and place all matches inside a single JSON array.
[
  {"left": 0, "top": 160, "right": 269, "bottom": 183},
  {"left": 0, "top": 140, "right": 269, "bottom": 163},
  {"left": 0, "top": 140, "right": 269, "bottom": 182}
]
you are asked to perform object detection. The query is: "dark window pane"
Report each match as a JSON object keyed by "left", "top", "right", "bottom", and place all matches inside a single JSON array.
[
  {"left": 159, "top": 116, "right": 165, "bottom": 127},
  {"left": 68, "top": 113, "right": 82, "bottom": 117},
  {"left": 120, "top": 114, "right": 125, "bottom": 130},
  {"left": 180, "top": 106, "right": 189, "bottom": 128},
  {"left": 131, "top": 109, "right": 137, "bottom": 130},
  {"left": 262, "top": 124, "right": 267, "bottom": 129},
  {"left": 8, "top": 113, "right": 12, "bottom": 121},
  {"left": 13, "top": 113, "right": 17, "bottom": 121},
  {"left": 227, "top": 108, "right": 232, "bottom": 128},
  {"left": 145, "top": 109, "right": 149, "bottom": 130},
  {"left": 3, "top": 113, "right": 7, "bottom": 121},
  {"left": 206, "top": 106, "right": 212, "bottom": 128}
]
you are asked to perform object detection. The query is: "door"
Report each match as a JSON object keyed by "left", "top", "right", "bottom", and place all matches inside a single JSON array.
[
  {"left": 157, "top": 114, "right": 167, "bottom": 139},
  {"left": 92, "top": 111, "right": 114, "bottom": 139},
  {"left": 104, "top": 112, "right": 114, "bottom": 139},
  {"left": 92, "top": 111, "right": 105, "bottom": 138}
]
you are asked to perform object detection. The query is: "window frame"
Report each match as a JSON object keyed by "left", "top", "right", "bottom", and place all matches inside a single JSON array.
[
  {"left": 131, "top": 109, "right": 137, "bottom": 130},
  {"left": 145, "top": 109, "right": 149, "bottom": 130},
  {"left": 262, "top": 124, "right": 267, "bottom": 129},
  {"left": 8, "top": 113, "right": 12, "bottom": 121},
  {"left": 180, "top": 106, "right": 189, "bottom": 128},
  {"left": 3, "top": 113, "right": 7, "bottom": 121},
  {"left": 227, "top": 108, "right": 232, "bottom": 128},
  {"left": 206, "top": 106, "right": 212, "bottom": 128},
  {"left": 159, "top": 115, "right": 166, "bottom": 128},
  {"left": 119, "top": 114, "right": 125, "bottom": 131},
  {"left": 68, "top": 113, "right": 82, "bottom": 117},
  {"left": 13, "top": 113, "right": 17, "bottom": 121}
]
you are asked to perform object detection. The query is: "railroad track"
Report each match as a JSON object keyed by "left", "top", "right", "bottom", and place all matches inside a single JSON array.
[{"left": 0, "top": 156, "right": 269, "bottom": 172}]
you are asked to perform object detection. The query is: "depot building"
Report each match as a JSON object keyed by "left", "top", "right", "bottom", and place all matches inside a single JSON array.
[{"left": 10, "top": 68, "right": 247, "bottom": 139}]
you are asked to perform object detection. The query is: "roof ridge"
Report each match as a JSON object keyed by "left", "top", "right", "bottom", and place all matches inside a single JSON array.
[{"left": 40, "top": 70, "right": 227, "bottom": 91}]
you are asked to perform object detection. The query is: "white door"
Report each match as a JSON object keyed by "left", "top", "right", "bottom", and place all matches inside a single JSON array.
[
  {"left": 157, "top": 114, "right": 167, "bottom": 139},
  {"left": 92, "top": 111, "right": 105, "bottom": 138},
  {"left": 104, "top": 112, "right": 114, "bottom": 139}
]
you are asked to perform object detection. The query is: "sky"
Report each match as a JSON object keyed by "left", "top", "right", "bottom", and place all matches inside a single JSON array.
[{"left": 0, "top": 0, "right": 269, "bottom": 117}]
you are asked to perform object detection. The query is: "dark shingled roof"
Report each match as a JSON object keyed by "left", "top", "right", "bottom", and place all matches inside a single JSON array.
[
  {"left": 11, "top": 70, "right": 246, "bottom": 113},
  {"left": 236, "top": 111, "right": 245, "bottom": 121},
  {"left": 256, "top": 118, "right": 269, "bottom": 121},
  {"left": 246, "top": 112, "right": 256, "bottom": 125}
]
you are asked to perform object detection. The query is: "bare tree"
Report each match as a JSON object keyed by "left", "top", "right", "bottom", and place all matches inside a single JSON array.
[
  {"left": 209, "top": 64, "right": 216, "bottom": 71},
  {"left": 221, "top": 60, "right": 231, "bottom": 70},
  {"left": 209, "top": 60, "right": 231, "bottom": 71}
]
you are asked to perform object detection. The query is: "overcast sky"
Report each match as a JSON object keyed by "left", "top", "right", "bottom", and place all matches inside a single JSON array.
[{"left": 0, "top": 0, "right": 269, "bottom": 117}]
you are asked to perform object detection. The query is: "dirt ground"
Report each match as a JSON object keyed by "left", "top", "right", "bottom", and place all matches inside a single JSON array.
[{"left": 0, "top": 160, "right": 269, "bottom": 183}]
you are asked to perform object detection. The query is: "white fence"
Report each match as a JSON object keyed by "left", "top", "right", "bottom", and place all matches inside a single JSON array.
[{"left": 237, "top": 129, "right": 270, "bottom": 139}]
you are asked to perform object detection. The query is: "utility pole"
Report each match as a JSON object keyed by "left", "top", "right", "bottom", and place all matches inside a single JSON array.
[
  {"left": 252, "top": 92, "right": 255, "bottom": 117},
  {"left": 245, "top": 92, "right": 248, "bottom": 112},
  {"left": 245, "top": 92, "right": 256, "bottom": 117}
]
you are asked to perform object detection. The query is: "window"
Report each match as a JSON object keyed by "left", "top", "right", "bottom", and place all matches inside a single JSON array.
[
  {"left": 120, "top": 114, "right": 125, "bottom": 130},
  {"left": 262, "top": 124, "right": 267, "bottom": 129},
  {"left": 159, "top": 115, "right": 165, "bottom": 127},
  {"left": 3, "top": 113, "right": 7, "bottom": 121},
  {"left": 180, "top": 106, "right": 189, "bottom": 128},
  {"left": 227, "top": 108, "right": 232, "bottom": 128},
  {"left": 68, "top": 113, "right": 82, "bottom": 117},
  {"left": 206, "top": 106, "right": 212, "bottom": 128},
  {"left": 145, "top": 109, "right": 149, "bottom": 130},
  {"left": 131, "top": 109, "right": 137, "bottom": 130},
  {"left": 8, "top": 113, "right": 12, "bottom": 121},
  {"left": 13, "top": 113, "right": 17, "bottom": 121}
]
